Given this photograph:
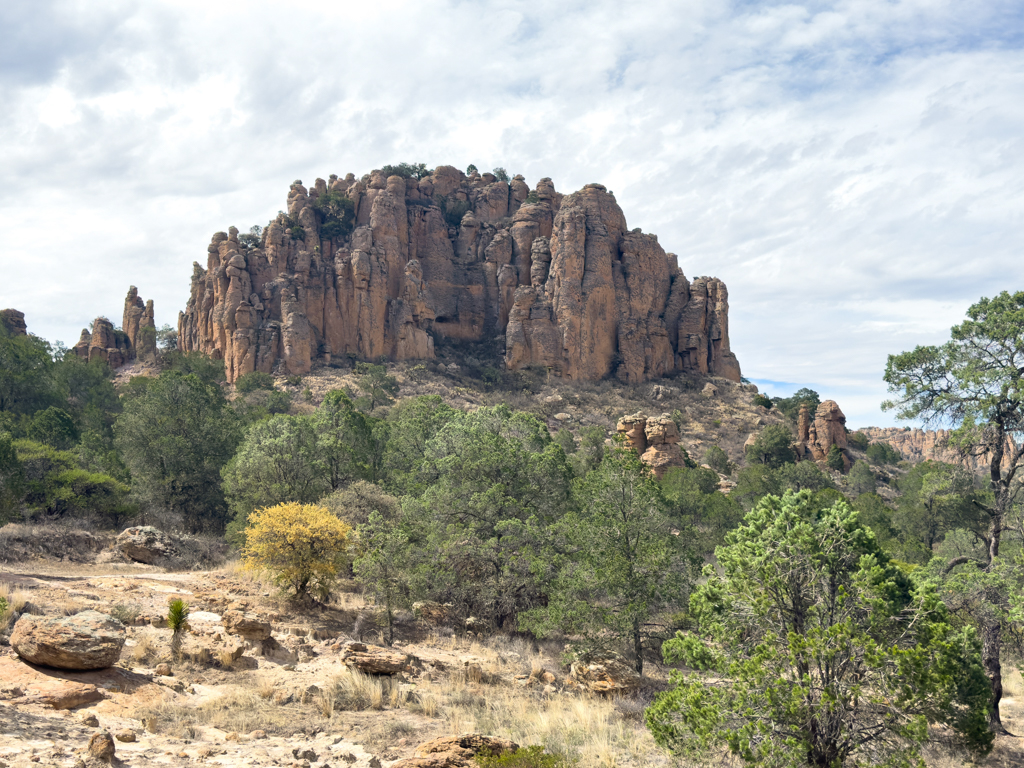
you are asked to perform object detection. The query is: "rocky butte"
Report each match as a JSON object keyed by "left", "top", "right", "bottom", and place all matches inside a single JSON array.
[{"left": 177, "top": 166, "right": 742, "bottom": 384}]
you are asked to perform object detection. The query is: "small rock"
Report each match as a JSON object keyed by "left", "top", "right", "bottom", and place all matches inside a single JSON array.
[
  {"left": 225, "top": 732, "right": 239, "bottom": 741},
  {"left": 80, "top": 714, "right": 99, "bottom": 727},
  {"left": 702, "top": 383, "right": 719, "bottom": 398},
  {"left": 86, "top": 731, "right": 115, "bottom": 762},
  {"left": 249, "top": 730, "right": 268, "bottom": 740},
  {"left": 154, "top": 663, "right": 172, "bottom": 676},
  {"left": 553, "top": 412, "right": 571, "bottom": 421},
  {"left": 292, "top": 748, "right": 318, "bottom": 761},
  {"left": 541, "top": 671, "right": 556, "bottom": 684},
  {"left": 114, "top": 730, "right": 135, "bottom": 743}
]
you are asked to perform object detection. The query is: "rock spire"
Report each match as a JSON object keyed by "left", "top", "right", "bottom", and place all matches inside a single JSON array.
[{"left": 178, "top": 167, "right": 742, "bottom": 384}]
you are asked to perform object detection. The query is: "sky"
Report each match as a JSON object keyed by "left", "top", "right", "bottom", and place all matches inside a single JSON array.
[{"left": 1, "top": 0, "right": 1021, "bottom": 428}]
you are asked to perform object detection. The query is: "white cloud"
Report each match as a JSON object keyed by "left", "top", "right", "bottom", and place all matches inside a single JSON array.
[{"left": 1, "top": 0, "right": 1021, "bottom": 427}]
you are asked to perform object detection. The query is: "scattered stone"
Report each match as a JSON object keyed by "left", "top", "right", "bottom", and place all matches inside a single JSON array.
[
  {"left": 391, "top": 735, "right": 518, "bottom": 768},
  {"left": 80, "top": 714, "right": 100, "bottom": 727},
  {"left": 249, "top": 730, "right": 268, "bottom": 740},
  {"left": 701, "top": 382, "right": 719, "bottom": 398},
  {"left": 553, "top": 412, "right": 571, "bottom": 421},
  {"left": 86, "top": 732, "right": 115, "bottom": 762},
  {"left": 223, "top": 611, "right": 272, "bottom": 641},
  {"left": 154, "top": 663, "right": 172, "bottom": 676},
  {"left": 568, "top": 654, "right": 640, "bottom": 694},
  {"left": 116, "top": 526, "right": 177, "bottom": 564},
  {"left": 341, "top": 642, "right": 408, "bottom": 675},
  {"left": 114, "top": 730, "right": 135, "bottom": 743},
  {"left": 10, "top": 611, "right": 126, "bottom": 670}
]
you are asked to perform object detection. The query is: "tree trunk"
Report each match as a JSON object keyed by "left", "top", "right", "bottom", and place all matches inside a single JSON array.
[
  {"left": 633, "top": 618, "right": 644, "bottom": 676},
  {"left": 983, "top": 620, "right": 1008, "bottom": 733}
]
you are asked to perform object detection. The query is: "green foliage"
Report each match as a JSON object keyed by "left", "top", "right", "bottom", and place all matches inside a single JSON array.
[
  {"left": 826, "top": 443, "right": 846, "bottom": 471},
  {"left": 285, "top": 375, "right": 302, "bottom": 387},
  {"left": 646, "top": 490, "right": 994, "bottom": 767},
  {"left": 237, "top": 224, "right": 263, "bottom": 250},
  {"left": 847, "top": 458, "right": 876, "bottom": 496},
  {"left": 661, "top": 466, "right": 743, "bottom": 553},
  {"left": 232, "top": 389, "right": 292, "bottom": 427},
  {"left": 466, "top": 164, "right": 478, "bottom": 175},
  {"left": 27, "top": 407, "right": 79, "bottom": 450},
  {"left": 167, "top": 598, "right": 189, "bottom": 659},
  {"left": 109, "top": 602, "right": 141, "bottom": 625},
  {"left": 772, "top": 387, "right": 820, "bottom": 422},
  {"left": 0, "top": 431, "right": 25, "bottom": 523},
  {"left": 353, "top": 510, "right": 413, "bottom": 645},
  {"left": 235, "top": 371, "right": 275, "bottom": 394},
  {"left": 703, "top": 445, "right": 731, "bottom": 475},
  {"left": 355, "top": 362, "right": 399, "bottom": 411},
  {"left": 313, "top": 189, "right": 356, "bottom": 241},
  {"left": 380, "top": 162, "right": 432, "bottom": 180},
  {"left": 866, "top": 441, "right": 901, "bottom": 465},
  {"left": 434, "top": 194, "right": 472, "bottom": 229},
  {"left": 321, "top": 480, "right": 400, "bottom": 528},
  {"left": 491, "top": 167, "right": 509, "bottom": 182},
  {"left": 522, "top": 443, "right": 695, "bottom": 673},
  {"left": 222, "top": 415, "right": 330, "bottom": 544},
  {"left": 155, "top": 350, "right": 226, "bottom": 386},
  {"left": 744, "top": 424, "right": 794, "bottom": 468},
  {"left": 406, "top": 405, "right": 573, "bottom": 628},
  {"left": 0, "top": 325, "right": 59, "bottom": 416},
  {"left": 775, "top": 460, "right": 836, "bottom": 493},
  {"left": 847, "top": 430, "right": 869, "bottom": 451},
  {"left": 524, "top": 190, "right": 539, "bottom": 204},
  {"left": 751, "top": 393, "right": 771, "bottom": 409},
  {"left": 475, "top": 746, "right": 574, "bottom": 767},
  {"left": 115, "top": 371, "right": 239, "bottom": 533},
  {"left": 314, "top": 390, "right": 389, "bottom": 487},
  {"left": 381, "top": 395, "right": 459, "bottom": 495}
]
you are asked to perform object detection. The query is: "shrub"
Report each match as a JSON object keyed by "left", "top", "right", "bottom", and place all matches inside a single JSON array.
[
  {"left": 285, "top": 375, "right": 302, "bottom": 387},
  {"left": 866, "top": 441, "right": 901, "bottom": 465},
  {"left": 751, "top": 393, "right": 772, "bottom": 409},
  {"left": 476, "top": 746, "right": 575, "bottom": 767},
  {"left": 703, "top": 445, "right": 731, "bottom": 475},
  {"left": 27, "top": 407, "right": 79, "bottom": 450},
  {"left": 491, "top": 167, "right": 510, "bottom": 182},
  {"left": 380, "top": 162, "right": 432, "bottom": 180},
  {"left": 434, "top": 195, "right": 472, "bottom": 229},
  {"left": 167, "top": 598, "right": 190, "bottom": 660},
  {"left": 847, "top": 430, "right": 870, "bottom": 451},
  {"left": 241, "top": 502, "right": 352, "bottom": 600},
  {"left": 313, "top": 189, "right": 355, "bottom": 241},
  {"left": 238, "top": 225, "right": 263, "bottom": 249},
  {"left": 773, "top": 387, "right": 821, "bottom": 422},
  {"left": 744, "top": 424, "right": 795, "bottom": 468},
  {"left": 110, "top": 602, "right": 141, "bottom": 625},
  {"left": 826, "top": 444, "right": 846, "bottom": 471},
  {"left": 289, "top": 224, "right": 305, "bottom": 241},
  {"left": 525, "top": 190, "right": 539, "bottom": 204},
  {"left": 235, "top": 371, "right": 275, "bottom": 394},
  {"left": 466, "top": 164, "right": 478, "bottom": 175}
]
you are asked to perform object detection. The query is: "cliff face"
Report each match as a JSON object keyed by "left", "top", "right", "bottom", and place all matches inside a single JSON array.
[
  {"left": 72, "top": 287, "right": 155, "bottom": 368},
  {"left": 860, "top": 426, "right": 1005, "bottom": 473},
  {"left": 178, "top": 166, "right": 742, "bottom": 384}
]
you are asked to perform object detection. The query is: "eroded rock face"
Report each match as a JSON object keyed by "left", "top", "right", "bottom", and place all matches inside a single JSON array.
[
  {"left": 72, "top": 317, "right": 133, "bottom": 368},
  {"left": 10, "top": 611, "right": 126, "bottom": 670},
  {"left": 797, "top": 400, "right": 851, "bottom": 471},
  {"left": 178, "top": 169, "right": 741, "bottom": 384},
  {"left": 123, "top": 286, "right": 156, "bottom": 360},
  {"left": 568, "top": 655, "right": 641, "bottom": 693},
  {"left": 0, "top": 309, "right": 27, "bottom": 336},
  {"left": 616, "top": 412, "right": 688, "bottom": 478},
  {"left": 341, "top": 641, "right": 409, "bottom": 675},
  {"left": 859, "top": 426, "right": 1007, "bottom": 473}
]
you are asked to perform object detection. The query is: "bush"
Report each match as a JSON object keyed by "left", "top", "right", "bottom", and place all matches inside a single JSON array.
[
  {"left": 849, "top": 459, "right": 876, "bottom": 496},
  {"left": 751, "top": 393, "right": 772, "bottom": 409},
  {"left": 466, "top": 164, "right": 478, "bottom": 175},
  {"left": 28, "top": 407, "right": 79, "bottom": 450},
  {"left": 866, "top": 441, "right": 901, "bottom": 465},
  {"left": 847, "top": 430, "right": 870, "bottom": 451},
  {"left": 238, "top": 225, "right": 263, "bottom": 249},
  {"left": 285, "top": 375, "right": 302, "bottom": 387},
  {"left": 313, "top": 189, "right": 355, "bottom": 241},
  {"left": 773, "top": 387, "right": 821, "bottom": 422},
  {"left": 241, "top": 502, "right": 352, "bottom": 600},
  {"left": 491, "top": 167, "right": 510, "bottom": 182},
  {"left": 434, "top": 195, "right": 472, "bottom": 229},
  {"left": 703, "top": 446, "right": 731, "bottom": 475},
  {"left": 235, "top": 371, "right": 275, "bottom": 394},
  {"left": 380, "top": 162, "right": 431, "bottom": 180},
  {"left": 744, "top": 424, "right": 794, "bottom": 468},
  {"left": 476, "top": 746, "right": 575, "bottom": 767},
  {"left": 826, "top": 444, "right": 846, "bottom": 471},
  {"left": 525, "top": 190, "right": 540, "bottom": 204}
]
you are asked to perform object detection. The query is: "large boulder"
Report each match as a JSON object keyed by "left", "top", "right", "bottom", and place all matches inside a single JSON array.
[
  {"left": 568, "top": 654, "right": 640, "bottom": 694},
  {"left": 390, "top": 735, "right": 519, "bottom": 768},
  {"left": 116, "top": 526, "right": 177, "bottom": 564},
  {"left": 11, "top": 611, "right": 126, "bottom": 670},
  {"left": 341, "top": 642, "right": 410, "bottom": 675},
  {"left": 222, "top": 610, "right": 272, "bottom": 641}
]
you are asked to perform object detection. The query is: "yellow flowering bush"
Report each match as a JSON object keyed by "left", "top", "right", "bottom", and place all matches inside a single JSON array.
[{"left": 241, "top": 502, "right": 352, "bottom": 600}]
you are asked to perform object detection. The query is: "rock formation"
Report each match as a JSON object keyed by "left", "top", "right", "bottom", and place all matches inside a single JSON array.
[
  {"left": 72, "top": 317, "right": 132, "bottom": 368},
  {"left": 616, "top": 411, "right": 688, "bottom": 478},
  {"left": 178, "top": 167, "right": 741, "bottom": 384},
  {"left": 122, "top": 286, "right": 156, "bottom": 360},
  {"left": 10, "top": 611, "right": 126, "bottom": 670},
  {"left": 797, "top": 400, "right": 851, "bottom": 471},
  {"left": 0, "top": 309, "right": 27, "bottom": 336},
  {"left": 859, "top": 426, "right": 1006, "bottom": 473}
]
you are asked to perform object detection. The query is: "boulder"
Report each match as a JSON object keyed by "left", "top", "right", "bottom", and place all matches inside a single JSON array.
[
  {"left": 0, "top": 308, "right": 27, "bottom": 336},
  {"left": 116, "top": 526, "right": 177, "bottom": 564},
  {"left": 0, "top": 658, "right": 104, "bottom": 709},
  {"left": 568, "top": 655, "right": 640, "bottom": 693},
  {"left": 391, "top": 735, "right": 519, "bottom": 768},
  {"left": 87, "top": 731, "right": 116, "bottom": 762},
  {"left": 11, "top": 611, "right": 126, "bottom": 670},
  {"left": 222, "top": 610, "right": 272, "bottom": 641},
  {"left": 341, "top": 642, "right": 409, "bottom": 675}
]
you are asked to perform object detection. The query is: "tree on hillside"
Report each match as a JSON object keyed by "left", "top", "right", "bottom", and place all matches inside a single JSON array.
[
  {"left": 355, "top": 362, "right": 399, "bottom": 411},
  {"left": 524, "top": 443, "right": 695, "bottom": 674},
  {"left": 745, "top": 424, "right": 794, "bottom": 468},
  {"left": 314, "top": 390, "right": 389, "bottom": 487},
  {"left": 115, "top": 371, "right": 239, "bottom": 532},
  {"left": 0, "top": 432, "right": 24, "bottom": 523},
  {"left": 772, "top": 387, "right": 821, "bottom": 422},
  {"left": 222, "top": 415, "right": 330, "bottom": 543},
  {"left": 0, "top": 326, "right": 59, "bottom": 417},
  {"left": 646, "top": 490, "right": 993, "bottom": 767},
  {"left": 884, "top": 290, "right": 1024, "bottom": 731},
  {"left": 892, "top": 461, "right": 985, "bottom": 563}
]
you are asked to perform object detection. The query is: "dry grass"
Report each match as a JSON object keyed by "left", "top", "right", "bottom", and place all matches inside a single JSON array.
[
  {"left": 129, "top": 629, "right": 161, "bottom": 665},
  {"left": 320, "top": 667, "right": 408, "bottom": 713},
  {"left": 0, "top": 581, "right": 30, "bottom": 633},
  {"left": 1002, "top": 667, "right": 1024, "bottom": 699}
]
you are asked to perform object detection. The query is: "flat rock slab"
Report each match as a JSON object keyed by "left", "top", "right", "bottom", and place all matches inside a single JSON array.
[
  {"left": 11, "top": 610, "right": 126, "bottom": 670},
  {"left": 0, "top": 657, "right": 103, "bottom": 709}
]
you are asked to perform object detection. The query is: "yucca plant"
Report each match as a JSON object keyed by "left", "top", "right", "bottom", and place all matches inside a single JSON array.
[{"left": 167, "top": 598, "right": 190, "bottom": 660}]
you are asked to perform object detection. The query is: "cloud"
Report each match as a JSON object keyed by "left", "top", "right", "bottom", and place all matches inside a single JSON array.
[{"left": 1, "top": 0, "right": 1021, "bottom": 428}]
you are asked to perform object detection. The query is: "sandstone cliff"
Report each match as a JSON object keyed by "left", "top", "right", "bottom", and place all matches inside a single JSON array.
[
  {"left": 177, "top": 167, "right": 742, "bottom": 384},
  {"left": 860, "top": 426, "right": 1006, "bottom": 474},
  {"left": 71, "top": 287, "right": 155, "bottom": 368},
  {"left": 797, "top": 400, "right": 852, "bottom": 471}
]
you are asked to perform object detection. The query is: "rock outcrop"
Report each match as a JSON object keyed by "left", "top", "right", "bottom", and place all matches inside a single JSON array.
[
  {"left": 72, "top": 317, "right": 132, "bottom": 368},
  {"left": 178, "top": 168, "right": 741, "bottom": 384},
  {"left": 616, "top": 411, "right": 689, "bottom": 478},
  {"left": 391, "top": 735, "right": 519, "bottom": 768},
  {"left": 10, "top": 611, "right": 126, "bottom": 670},
  {"left": 122, "top": 286, "right": 156, "bottom": 360},
  {"left": 0, "top": 309, "right": 27, "bottom": 336},
  {"left": 341, "top": 642, "right": 410, "bottom": 675},
  {"left": 797, "top": 400, "right": 851, "bottom": 470},
  {"left": 568, "top": 654, "right": 641, "bottom": 693},
  {"left": 859, "top": 426, "right": 1006, "bottom": 473}
]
